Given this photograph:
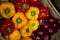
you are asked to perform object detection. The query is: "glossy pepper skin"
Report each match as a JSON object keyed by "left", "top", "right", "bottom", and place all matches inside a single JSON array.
[
  {"left": 22, "top": 37, "right": 32, "bottom": 40},
  {"left": 5, "top": 30, "right": 21, "bottom": 40},
  {"left": 38, "top": 4, "right": 49, "bottom": 19},
  {"left": 15, "top": 0, "right": 30, "bottom": 12},
  {"left": 28, "top": 20, "right": 39, "bottom": 31},
  {"left": 0, "top": 2, "right": 15, "bottom": 19},
  {"left": 12, "top": 12, "right": 27, "bottom": 29},
  {"left": 1, "top": 20, "right": 15, "bottom": 35},
  {"left": 27, "top": 0, "right": 40, "bottom": 6},
  {"left": 25, "top": 6, "right": 40, "bottom": 20},
  {"left": 20, "top": 24, "right": 33, "bottom": 37}
]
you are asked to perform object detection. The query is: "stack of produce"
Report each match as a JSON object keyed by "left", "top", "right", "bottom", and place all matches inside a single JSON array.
[{"left": 0, "top": 0, "right": 60, "bottom": 40}]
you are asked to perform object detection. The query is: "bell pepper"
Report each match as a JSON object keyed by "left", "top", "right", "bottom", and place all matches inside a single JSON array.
[
  {"left": 28, "top": 20, "right": 39, "bottom": 31},
  {"left": 0, "top": 2, "right": 15, "bottom": 19},
  {"left": 1, "top": 20, "right": 15, "bottom": 35},
  {"left": 0, "top": 20, "right": 4, "bottom": 32},
  {"left": 25, "top": 6, "right": 40, "bottom": 20},
  {"left": 27, "top": 0, "right": 40, "bottom": 6},
  {"left": 9, "top": 0, "right": 21, "bottom": 3},
  {"left": 12, "top": 12, "right": 28, "bottom": 29},
  {"left": 20, "top": 24, "right": 33, "bottom": 37},
  {"left": 15, "top": 0, "right": 30, "bottom": 12},
  {"left": 22, "top": 37, "right": 32, "bottom": 40},
  {"left": 38, "top": 4, "right": 49, "bottom": 19},
  {"left": 5, "top": 30, "right": 21, "bottom": 40}
]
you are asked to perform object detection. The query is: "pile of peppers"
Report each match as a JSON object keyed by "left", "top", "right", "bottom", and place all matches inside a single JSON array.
[{"left": 0, "top": 0, "right": 50, "bottom": 40}]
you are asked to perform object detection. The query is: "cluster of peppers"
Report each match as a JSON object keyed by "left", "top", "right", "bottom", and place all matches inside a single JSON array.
[{"left": 0, "top": 0, "right": 49, "bottom": 40}]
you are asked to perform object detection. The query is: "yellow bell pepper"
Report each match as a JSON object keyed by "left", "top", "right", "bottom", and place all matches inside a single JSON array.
[
  {"left": 25, "top": 6, "right": 40, "bottom": 20},
  {"left": 0, "top": 2, "right": 15, "bottom": 19},
  {"left": 12, "top": 12, "right": 28, "bottom": 29},
  {"left": 21, "top": 37, "right": 32, "bottom": 40},
  {"left": 28, "top": 20, "right": 39, "bottom": 31},
  {"left": 20, "top": 25, "right": 33, "bottom": 37},
  {"left": 5, "top": 30, "right": 21, "bottom": 40}
]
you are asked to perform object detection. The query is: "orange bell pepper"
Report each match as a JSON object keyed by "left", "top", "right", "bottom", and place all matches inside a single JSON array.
[
  {"left": 12, "top": 12, "right": 28, "bottom": 29},
  {"left": 21, "top": 37, "right": 32, "bottom": 40},
  {"left": 0, "top": 2, "right": 15, "bottom": 19},
  {"left": 20, "top": 24, "right": 33, "bottom": 37},
  {"left": 5, "top": 30, "right": 21, "bottom": 40}
]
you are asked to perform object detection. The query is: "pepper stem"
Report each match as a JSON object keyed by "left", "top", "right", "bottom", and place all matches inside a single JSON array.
[
  {"left": 6, "top": 26, "right": 11, "bottom": 32},
  {"left": 26, "top": 28, "right": 29, "bottom": 33},
  {"left": 31, "top": 11, "right": 36, "bottom": 16},
  {"left": 5, "top": 8, "right": 10, "bottom": 14},
  {"left": 32, "top": 23, "right": 35, "bottom": 27},
  {"left": 16, "top": 18, "right": 22, "bottom": 23},
  {"left": 22, "top": 3, "right": 27, "bottom": 9},
  {"left": 41, "top": 12, "right": 45, "bottom": 16}
]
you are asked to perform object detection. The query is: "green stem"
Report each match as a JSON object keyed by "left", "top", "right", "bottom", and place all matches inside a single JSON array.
[
  {"left": 5, "top": 8, "right": 10, "bottom": 14},
  {"left": 41, "top": 12, "right": 45, "bottom": 16},
  {"left": 32, "top": 23, "right": 35, "bottom": 27},
  {"left": 6, "top": 26, "right": 11, "bottom": 32},
  {"left": 26, "top": 28, "right": 29, "bottom": 33},
  {"left": 22, "top": 3, "right": 27, "bottom": 9},
  {"left": 31, "top": 11, "right": 36, "bottom": 16},
  {"left": 16, "top": 18, "right": 22, "bottom": 24}
]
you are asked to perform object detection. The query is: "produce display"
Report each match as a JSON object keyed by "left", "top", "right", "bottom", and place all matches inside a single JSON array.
[{"left": 0, "top": 0, "right": 60, "bottom": 40}]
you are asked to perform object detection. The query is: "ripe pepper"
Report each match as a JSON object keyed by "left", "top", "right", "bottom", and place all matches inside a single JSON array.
[
  {"left": 20, "top": 24, "right": 33, "bottom": 37},
  {"left": 5, "top": 30, "right": 21, "bottom": 40},
  {"left": 27, "top": 0, "right": 40, "bottom": 6},
  {"left": 22, "top": 37, "right": 32, "bottom": 40},
  {"left": 28, "top": 20, "right": 39, "bottom": 31},
  {"left": 1, "top": 20, "right": 15, "bottom": 35},
  {"left": 25, "top": 6, "right": 40, "bottom": 20},
  {"left": 9, "top": 0, "right": 21, "bottom": 3},
  {"left": 38, "top": 4, "right": 49, "bottom": 19},
  {"left": 0, "top": 2, "right": 15, "bottom": 19},
  {"left": 12, "top": 12, "right": 28, "bottom": 29},
  {"left": 15, "top": 0, "right": 30, "bottom": 12}
]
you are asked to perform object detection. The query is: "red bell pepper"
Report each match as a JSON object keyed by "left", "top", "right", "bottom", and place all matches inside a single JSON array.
[
  {"left": 38, "top": 4, "right": 49, "bottom": 19},
  {"left": 1, "top": 20, "right": 15, "bottom": 35},
  {"left": 9, "top": 0, "right": 21, "bottom": 4},
  {"left": 15, "top": 0, "right": 30, "bottom": 12},
  {"left": 28, "top": 0, "right": 40, "bottom": 6}
]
